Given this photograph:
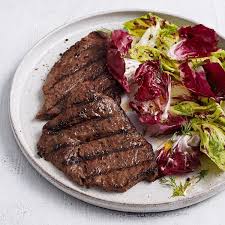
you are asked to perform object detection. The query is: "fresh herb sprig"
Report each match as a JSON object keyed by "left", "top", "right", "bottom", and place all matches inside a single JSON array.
[{"left": 159, "top": 170, "right": 208, "bottom": 197}]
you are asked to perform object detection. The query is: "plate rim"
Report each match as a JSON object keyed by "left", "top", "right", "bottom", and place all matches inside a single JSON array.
[{"left": 9, "top": 8, "right": 225, "bottom": 212}]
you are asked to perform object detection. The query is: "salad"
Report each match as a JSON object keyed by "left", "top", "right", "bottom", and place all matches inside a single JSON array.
[{"left": 105, "top": 13, "right": 225, "bottom": 194}]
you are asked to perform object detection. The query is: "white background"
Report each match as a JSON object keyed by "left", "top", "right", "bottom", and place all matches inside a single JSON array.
[{"left": 1, "top": 0, "right": 225, "bottom": 224}]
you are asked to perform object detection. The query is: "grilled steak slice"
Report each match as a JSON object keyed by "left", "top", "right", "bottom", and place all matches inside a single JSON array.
[
  {"left": 37, "top": 93, "right": 158, "bottom": 192},
  {"left": 37, "top": 31, "right": 122, "bottom": 120},
  {"left": 38, "top": 72, "right": 121, "bottom": 120}
]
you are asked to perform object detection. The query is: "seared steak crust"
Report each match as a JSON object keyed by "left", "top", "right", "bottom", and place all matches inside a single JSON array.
[
  {"left": 37, "top": 32, "right": 122, "bottom": 120},
  {"left": 37, "top": 93, "right": 158, "bottom": 192}
]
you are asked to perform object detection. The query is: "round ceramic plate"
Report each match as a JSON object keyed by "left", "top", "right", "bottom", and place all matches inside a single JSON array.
[{"left": 9, "top": 9, "right": 225, "bottom": 212}]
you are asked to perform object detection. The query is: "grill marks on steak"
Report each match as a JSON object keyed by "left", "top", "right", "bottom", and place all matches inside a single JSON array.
[
  {"left": 37, "top": 31, "right": 158, "bottom": 192},
  {"left": 36, "top": 32, "right": 122, "bottom": 120},
  {"left": 37, "top": 93, "right": 158, "bottom": 192},
  {"left": 38, "top": 74, "right": 121, "bottom": 120},
  {"left": 86, "top": 162, "right": 157, "bottom": 192},
  {"left": 43, "top": 32, "right": 107, "bottom": 93}
]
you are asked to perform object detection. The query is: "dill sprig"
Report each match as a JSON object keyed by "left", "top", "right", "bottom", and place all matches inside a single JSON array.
[
  {"left": 181, "top": 122, "right": 193, "bottom": 135},
  {"left": 159, "top": 170, "right": 208, "bottom": 197}
]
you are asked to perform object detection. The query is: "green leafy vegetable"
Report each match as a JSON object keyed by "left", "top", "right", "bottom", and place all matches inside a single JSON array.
[
  {"left": 129, "top": 45, "right": 160, "bottom": 62},
  {"left": 123, "top": 13, "right": 180, "bottom": 80},
  {"left": 160, "top": 170, "right": 208, "bottom": 197},
  {"left": 181, "top": 122, "right": 192, "bottom": 135},
  {"left": 123, "top": 13, "right": 159, "bottom": 37},
  {"left": 171, "top": 98, "right": 225, "bottom": 171},
  {"left": 191, "top": 119, "right": 225, "bottom": 171},
  {"left": 159, "top": 177, "right": 191, "bottom": 197},
  {"left": 170, "top": 98, "right": 225, "bottom": 125},
  {"left": 170, "top": 80, "right": 192, "bottom": 105},
  {"left": 129, "top": 45, "right": 179, "bottom": 76},
  {"left": 170, "top": 101, "right": 212, "bottom": 117},
  {"left": 124, "top": 13, "right": 178, "bottom": 51},
  {"left": 191, "top": 49, "right": 225, "bottom": 70},
  {"left": 156, "top": 22, "right": 179, "bottom": 52}
]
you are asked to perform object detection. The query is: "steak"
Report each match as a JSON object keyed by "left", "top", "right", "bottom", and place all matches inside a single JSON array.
[
  {"left": 37, "top": 92, "right": 158, "bottom": 192},
  {"left": 36, "top": 31, "right": 122, "bottom": 120}
]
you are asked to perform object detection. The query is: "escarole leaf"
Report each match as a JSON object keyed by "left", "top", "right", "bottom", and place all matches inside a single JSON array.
[
  {"left": 170, "top": 101, "right": 210, "bottom": 117},
  {"left": 156, "top": 22, "right": 179, "bottom": 52},
  {"left": 191, "top": 119, "right": 225, "bottom": 171},
  {"left": 170, "top": 80, "right": 193, "bottom": 105},
  {"left": 170, "top": 98, "right": 225, "bottom": 125},
  {"left": 211, "top": 49, "right": 225, "bottom": 69},
  {"left": 190, "top": 49, "right": 225, "bottom": 69},
  {"left": 123, "top": 13, "right": 159, "bottom": 37},
  {"left": 124, "top": 13, "right": 179, "bottom": 52},
  {"left": 129, "top": 45, "right": 179, "bottom": 76},
  {"left": 124, "top": 13, "right": 180, "bottom": 78},
  {"left": 129, "top": 45, "right": 160, "bottom": 62}
]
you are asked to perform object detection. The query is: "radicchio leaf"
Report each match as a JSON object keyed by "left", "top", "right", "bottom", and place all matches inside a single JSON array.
[
  {"left": 180, "top": 62, "right": 215, "bottom": 97},
  {"left": 203, "top": 61, "right": 225, "bottom": 97},
  {"left": 111, "top": 29, "right": 133, "bottom": 55},
  {"left": 129, "top": 61, "right": 170, "bottom": 120},
  {"left": 145, "top": 115, "right": 187, "bottom": 136},
  {"left": 156, "top": 134, "right": 201, "bottom": 176},
  {"left": 129, "top": 60, "right": 185, "bottom": 135},
  {"left": 168, "top": 24, "right": 218, "bottom": 60},
  {"left": 106, "top": 30, "right": 133, "bottom": 92},
  {"left": 133, "top": 60, "right": 170, "bottom": 102},
  {"left": 180, "top": 61, "right": 225, "bottom": 98},
  {"left": 107, "top": 48, "right": 128, "bottom": 91}
]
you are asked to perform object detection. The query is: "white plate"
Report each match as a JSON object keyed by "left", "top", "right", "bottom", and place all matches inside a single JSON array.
[{"left": 9, "top": 9, "right": 225, "bottom": 212}]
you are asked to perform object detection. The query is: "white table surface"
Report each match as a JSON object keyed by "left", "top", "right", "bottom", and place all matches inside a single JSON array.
[{"left": 1, "top": 0, "right": 225, "bottom": 224}]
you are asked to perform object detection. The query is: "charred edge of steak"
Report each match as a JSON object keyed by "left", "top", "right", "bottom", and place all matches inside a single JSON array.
[
  {"left": 37, "top": 94, "right": 157, "bottom": 192},
  {"left": 43, "top": 31, "right": 107, "bottom": 92},
  {"left": 37, "top": 60, "right": 107, "bottom": 119},
  {"left": 36, "top": 68, "right": 121, "bottom": 121},
  {"left": 37, "top": 31, "right": 122, "bottom": 121},
  {"left": 36, "top": 71, "right": 121, "bottom": 121},
  {"left": 84, "top": 162, "right": 157, "bottom": 192},
  {"left": 46, "top": 47, "right": 107, "bottom": 92}
]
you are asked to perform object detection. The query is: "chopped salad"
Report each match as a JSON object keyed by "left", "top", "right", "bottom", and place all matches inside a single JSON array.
[{"left": 105, "top": 13, "right": 225, "bottom": 180}]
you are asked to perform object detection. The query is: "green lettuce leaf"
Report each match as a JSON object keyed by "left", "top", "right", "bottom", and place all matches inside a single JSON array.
[
  {"left": 124, "top": 13, "right": 179, "bottom": 52},
  {"left": 191, "top": 49, "right": 225, "bottom": 70},
  {"left": 170, "top": 101, "right": 210, "bottom": 116},
  {"left": 123, "top": 13, "right": 159, "bottom": 37},
  {"left": 170, "top": 98, "right": 225, "bottom": 125},
  {"left": 211, "top": 49, "right": 225, "bottom": 69},
  {"left": 156, "top": 22, "right": 179, "bottom": 52},
  {"left": 129, "top": 45, "right": 179, "bottom": 76},
  {"left": 191, "top": 119, "right": 225, "bottom": 171}
]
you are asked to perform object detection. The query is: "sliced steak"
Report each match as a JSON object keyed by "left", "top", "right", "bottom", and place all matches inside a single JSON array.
[
  {"left": 38, "top": 72, "right": 121, "bottom": 120},
  {"left": 37, "top": 93, "right": 158, "bottom": 192},
  {"left": 37, "top": 31, "right": 122, "bottom": 120}
]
